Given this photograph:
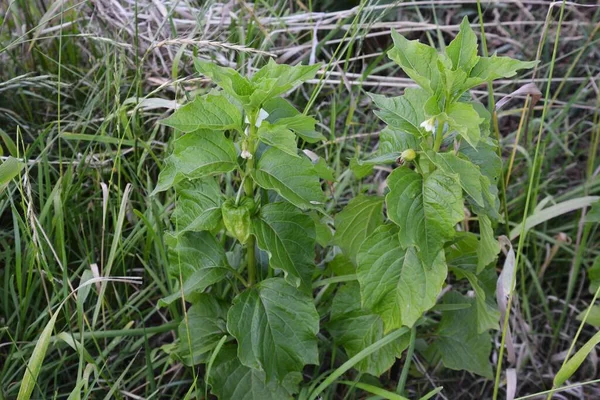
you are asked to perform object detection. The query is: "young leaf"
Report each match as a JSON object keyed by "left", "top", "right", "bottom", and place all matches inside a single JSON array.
[
  {"left": 262, "top": 97, "right": 325, "bottom": 143},
  {"left": 252, "top": 147, "right": 324, "bottom": 210},
  {"left": 477, "top": 215, "right": 499, "bottom": 273},
  {"left": 446, "top": 102, "right": 484, "bottom": 147},
  {"left": 162, "top": 232, "right": 230, "bottom": 305},
  {"left": 357, "top": 225, "right": 447, "bottom": 332},
  {"left": 227, "top": 278, "right": 320, "bottom": 383},
  {"left": 222, "top": 197, "right": 255, "bottom": 244},
  {"left": 208, "top": 345, "right": 300, "bottom": 400},
  {"left": 161, "top": 94, "right": 243, "bottom": 132},
  {"left": 195, "top": 59, "right": 255, "bottom": 105},
  {"left": 249, "top": 59, "right": 320, "bottom": 108},
  {"left": 153, "top": 130, "right": 238, "bottom": 193},
  {"left": 177, "top": 295, "right": 228, "bottom": 365},
  {"left": 425, "top": 151, "right": 485, "bottom": 207},
  {"left": 333, "top": 195, "right": 384, "bottom": 261},
  {"left": 431, "top": 291, "right": 493, "bottom": 379},
  {"left": 451, "top": 267, "right": 500, "bottom": 333},
  {"left": 252, "top": 202, "right": 316, "bottom": 288},
  {"left": 256, "top": 121, "right": 299, "bottom": 157},
  {"left": 369, "top": 88, "right": 429, "bottom": 137},
  {"left": 361, "top": 127, "right": 419, "bottom": 165},
  {"left": 171, "top": 178, "right": 223, "bottom": 234},
  {"left": 446, "top": 17, "right": 479, "bottom": 73},
  {"left": 386, "top": 167, "right": 464, "bottom": 266},
  {"left": 388, "top": 31, "right": 441, "bottom": 93},
  {"left": 0, "top": 156, "right": 25, "bottom": 194},
  {"left": 462, "top": 54, "right": 538, "bottom": 90},
  {"left": 328, "top": 282, "right": 409, "bottom": 376}
]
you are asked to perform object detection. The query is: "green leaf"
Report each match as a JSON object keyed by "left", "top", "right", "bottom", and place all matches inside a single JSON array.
[
  {"left": 161, "top": 94, "right": 243, "bottom": 132},
  {"left": 252, "top": 202, "right": 316, "bottom": 288},
  {"left": 576, "top": 304, "right": 600, "bottom": 327},
  {"left": 262, "top": 97, "right": 325, "bottom": 143},
  {"left": 388, "top": 30, "right": 441, "bottom": 92},
  {"left": 386, "top": 167, "right": 464, "bottom": 266},
  {"left": 162, "top": 231, "right": 230, "bottom": 305},
  {"left": 361, "top": 127, "right": 419, "bottom": 166},
  {"left": 477, "top": 215, "right": 499, "bottom": 273},
  {"left": 256, "top": 121, "right": 299, "bottom": 157},
  {"left": 553, "top": 330, "right": 600, "bottom": 388},
  {"left": 153, "top": 130, "right": 238, "bottom": 193},
  {"left": 357, "top": 225, "right": 447, "bottom": 331},
  {"left": 177, "top": 295, "right": 228, "bottom": 365},
  {"left": 227, "top": 278, "right": 319, "bottom": 383},
  {"left": 462, "top": 54, "right": 538, "bottom": 90},
  {"left": 328, "top": 282, "right": 409, "bottom": 376},
  {"left": 369, "top": 88, "right": 429, "bottom": 137},
  {"left": 0, "top": 156, "right": 25, "bottom": 194},
  {"left": 172, "top": 178, "right": 223, "bottom": 234},
  {"left": 252, "top": 147, "right": 324, "bottom": 209},
  {"left": 195, "top": 60, "right": 254, "bottom": 105},
  {"left": 446, "top": 17, "right": 479, "bottom": 73},
  {"left": 587, "top": 200, "right": 600, "bottom": 223},
  {"left": 446, "top": 102, "right": 484, "bottom": 147},
  {"left": 249, "top": 59, "right": 320, "bottom": 108},
  {"left": 333, "top": 195, "right": 384, "bottom": 261},
  {"left": 349, "top": 157, "right": 373, "bottom": 179},
  {"left": 222, "top": 197, "right": 255, "bottom": 244},
  {"left": 310, "top": 211, "right": 333, "bottom": 247},
  {"left": 208, "top": 345, "right": 300, "bottom": 400},
  {"left": 450, "top": 267, "right": 500, "bottom": 333},
  {"left": 312, "top": 157, "right": 335, "bottom": 181},
  {"left": 459, "top": 139, "right": 501, "bottom": 186},
  {"left": 587, "top": 255, "right": 600, "bottom": 294},
  {"left": 425, "top": 151, "right": 485, "bottom": 207},
  {"left": 432, "top": 292, "right": 493, "bottom": 379}
]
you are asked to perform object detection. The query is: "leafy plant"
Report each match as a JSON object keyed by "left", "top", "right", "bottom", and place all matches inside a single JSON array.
[{"left": 155, "top": 17, "right": 536, "bottom": 399}]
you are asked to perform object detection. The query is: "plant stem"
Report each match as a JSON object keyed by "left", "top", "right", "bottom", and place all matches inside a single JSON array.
[
  {"left": 396, "top": 325, "right": 417, "bottom": 395},
  {"left": 245, "top": 115, "right": 258, "bottom": 286},
  {"left": 432, "top": 121, "right": 444, "bottom": 152}
]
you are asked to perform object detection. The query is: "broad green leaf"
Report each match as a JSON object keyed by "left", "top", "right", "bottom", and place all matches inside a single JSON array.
[
  {"left": 310, "top": 211, "right": 333, "bottom": 247},
  {"left": 369, "top": 88, "right": 429, "bottom": 137},
  {"left": 153, "top": 130, "right": 238, "bottom": 193},
  {"left": 328, "top": 282, "right": 409, "bottom": 376},
  {"left": 249, "top": 59, "right": 320, "bottom": 108},
  {"left": 553, "top": 330, "right": 600, "bottom": 388},
  {"left": 162, "top": 232, "right": 230, "bottom": 305},
  {"left": 587, "top": 200, "right": 600, "bottom": 223},
  {"left": 576, "top": 304, "right": 600, "bottom": 327},
  {"left": 386, "top": 167, "right": 464, "bottom": 266},
  {"left": 446, "top": 232, "right": 479, "bottom": 272},
  {"left": 161, "top": 94, "right": 243, "bottom": 132},
  {"left": 312, "top": 157, "right": 335, "bottom": 181},
  {"left": 432, "top": 292, "right": 493, "bottom": 379},
  {"left": 0, "top": 156, "right": 25, "bottom": 194},
  {"left": 477, "top": 215, "right": 499, "bottom": 273},
  {"left": 333, "top": 195, "right": 384, "bottom": 261},
  {"left": 222, "top": 197, "right": 255, "bottom": 244},
  {"left": 425, "top": 151, "right": 485, "bottom": 207},
  {"left": 388, "top": 30, "right": 441, "bottom": 92},
  {"left": 446, "top": 102, "right": 484, "bottom": 147},
  {"left": 451, "top": 267, "right": 500, "bottom": 333},
  {"left": 462, "top": 54, "right": 538, "bottom": 90},
  {"left": 172, "top": 178, "right": 223, "bottom": 234},
  {"left": 256, "top": 121, "right": 299, "bottom": 157},
  {"left": 446, "top": 17, "right": 479, "bottom": 73},
  {"left": 361, "top": 127, "right": 419, "bottom": 165},
  {"left": 357, "top": 225, "right": 447, "bottom": 331},
  {"left": 227, "top": 278, "right": 319, "bottom": 383},
  {"left": 262, "top": 97, "right": 325, "bottom": 143},
  {"left": 252, "top": 202, "right": 316, "bottom": 288},
  {"left": 327, "top": 253, "right": 355, "bottom": 276},
  {"left": 177, "top": 295, "right": 228, "bottom": 365},
  {"left": 459, "top": 139, "right": 501, "bottom": 185},
  {"left": 587, "top": 255, "right": 600, "bottom": 294},
  {"left": 252, "top": 147, "right": 324, "bottom": 209},
  {"left": 208, "top": 345, "right": 300, "bottom": 400},
  {"left": 349, "top": 157, "right": 373, "bottom": 179},
  {"left": 195, "top": 59, "right": 254, "bottom": 105}
]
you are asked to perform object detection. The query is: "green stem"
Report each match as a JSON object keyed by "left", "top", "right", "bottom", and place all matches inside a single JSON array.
[
  {"left": 432, "top": 121, "right": 444, "bottom": 152},
  {"left": 53, "top": 321, "right": 180, "bottom": 341},
  {"left": 245, "top": 115, "right": 258, "bottom": 286},
  {"left": 396, "top": 325, "right": 416, "bottom": 395}
]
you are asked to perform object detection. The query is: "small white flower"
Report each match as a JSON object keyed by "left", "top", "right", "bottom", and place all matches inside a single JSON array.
[
  {"left": 244, "top": 109, "right": 270, "bottom": 128},
  {"left": 241, "top": 149, "right": 253, "bottom": 159},
  {"left": 420, "top": 117, "right": 436, "bottom": 133}
]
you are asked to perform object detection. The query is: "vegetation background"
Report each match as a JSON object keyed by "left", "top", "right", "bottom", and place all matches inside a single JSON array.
[{"left": 0, "top": 0, "right": 599, "bottom": 399}]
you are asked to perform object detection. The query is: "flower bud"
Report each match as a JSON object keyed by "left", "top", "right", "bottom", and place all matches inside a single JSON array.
[{"left": 400, "top": 149, "right": 417, "bottom": 162}]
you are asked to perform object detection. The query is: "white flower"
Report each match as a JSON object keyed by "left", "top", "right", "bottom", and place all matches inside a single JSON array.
[
  {"left": 241, "top": 149, "right": 253, "bottom": 159},
  {"left": 420, "top": 117, "right": 436, "bottom": 133},
  {"left": 244, "top": 108, "right": 270, "bottom": 128}
]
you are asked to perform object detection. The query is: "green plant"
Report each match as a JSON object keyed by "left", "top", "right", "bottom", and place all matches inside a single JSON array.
[{"left": 155, "top": 17, "right": 536, "bottom": 399}]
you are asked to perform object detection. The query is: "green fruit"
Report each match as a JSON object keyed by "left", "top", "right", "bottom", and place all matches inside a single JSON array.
[{"left": 222, "top": 197, "right": 255, "bottom": 244}]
